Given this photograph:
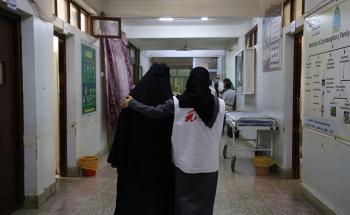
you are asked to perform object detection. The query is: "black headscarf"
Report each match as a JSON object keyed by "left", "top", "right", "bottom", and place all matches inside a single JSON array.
[
  {"left": 108, "top": 63, "right": 174, "bottom": 215},
  {"left": 177, "top": 67, "right": 216, "bottom": 128},
  {"left": 130, "top": 63, "right": 172, "bottom": 106}
]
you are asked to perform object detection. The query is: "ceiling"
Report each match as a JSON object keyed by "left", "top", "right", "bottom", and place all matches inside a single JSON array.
[
  {"left": 84, "top": 0, "right": 283, "bottom": 17},
  {"left": 123, "top": 17, "right": 249, "bottom": 27},
  {"left": 129, "top": 38, "right": 237, "bottom": 50}
]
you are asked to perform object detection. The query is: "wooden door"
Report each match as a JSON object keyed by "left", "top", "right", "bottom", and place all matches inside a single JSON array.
[
  {"left": 292, "top": 32, "right": 303, "bottom": 179},
  {"left": 58, "top": 35, "right": 67, "bottom": 177},
  {"left": 54, "top": 33, "right": 68, "bottom": 177},
  {"left": 0, "top": 8, "right": 23, "bottom": 214}
]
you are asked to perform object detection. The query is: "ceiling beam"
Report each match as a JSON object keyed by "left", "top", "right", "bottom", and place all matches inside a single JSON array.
[
  {"left": 99, "top": 0, "right": 283, "bottom": 18},
  {"left": 124, "top": 22, "right": 251, "bottom": 39}
]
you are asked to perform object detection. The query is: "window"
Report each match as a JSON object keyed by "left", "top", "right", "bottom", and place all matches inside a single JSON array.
[
  {"left": 170, "top": 69, "right": 191, "bottom": 95},
  {"left": 53, "top": 0, "right": 92, "bottom": 33},
  {"left": 282, "top": 0, "right": 305, "bottom": 26},
  {"left": 70, "top": 3, "right": 78, "bottom": 28},
  {"left": 81, "top": 12, "right": 88, "bottom": 32},
  {"left": 129, "top": 43, "right": 141, "bottom": 84},
  {"left": 54, "top": 0, "right": 68, "bottom": 21},
  {"left": 245, "top": 25, "right": 258, "bottom": 48},
  {"left": 283, "top": 0, "right": 291, "bottom": 27},
  {"left": 293, "top": 0, "right": 304, "bottom": 20}
]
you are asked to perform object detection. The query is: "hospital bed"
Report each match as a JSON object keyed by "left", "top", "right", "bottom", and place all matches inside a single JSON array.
[{"left": 224, "top": 112, "right": 279, "bottom": 172}]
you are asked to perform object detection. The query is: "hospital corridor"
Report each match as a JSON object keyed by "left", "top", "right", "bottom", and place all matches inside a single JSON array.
[
  {"left": 12, "top": 137, "right": 319, "bottom": 215},
  {"left": 0, "top": 0, "right": 350, "bottom": 215}
]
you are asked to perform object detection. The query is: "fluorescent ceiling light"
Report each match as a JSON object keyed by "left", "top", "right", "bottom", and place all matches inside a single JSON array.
[
  {"left": 159, "top": 17, "right": 174, "bottom": 21},
  {"left": 201, "top": 17, "right": 209, "bottom": 21}
]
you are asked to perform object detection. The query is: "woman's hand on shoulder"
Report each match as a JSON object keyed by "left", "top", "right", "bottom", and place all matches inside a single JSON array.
[{"left": 122, "top": 96, "right": 133, "bottom": 108}]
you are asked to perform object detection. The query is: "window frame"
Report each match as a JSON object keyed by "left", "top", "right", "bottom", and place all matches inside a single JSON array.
[
  {"left": 90, "top": 16, "right": 122, "bottom": 38},
  {"left": 282, "top": 0, "right": 305, "bottom": 26},
  {"left": 80, "top": 11, "right": 90, "bottom": 33},
  {"left": 128, "top": 43, "right": 141, "bottom": 84},
  {"left": 53, "top": 0, "right": 92, "bottom": 33},
  {"left": 245, "top": 25, "right": 258, "bottom": 48}
]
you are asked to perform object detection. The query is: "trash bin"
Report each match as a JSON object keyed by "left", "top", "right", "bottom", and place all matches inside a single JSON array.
[
  {"left": 78, "top": 156, "right": 99, "bottom": 177},
  {"left": 253, "top": 156, "right": 274, "bottom": 176}
]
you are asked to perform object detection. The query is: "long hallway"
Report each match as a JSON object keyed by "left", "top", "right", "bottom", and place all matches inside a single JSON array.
[{"left": 13, "top": 137, "right": 319, "bottom": 215}]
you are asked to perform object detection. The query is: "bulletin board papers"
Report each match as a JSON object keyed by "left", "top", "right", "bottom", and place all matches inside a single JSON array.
[
  {"left": 263, "top": 16, "right": 282, "bottom": 72},
  {"left": 81, "top": 44, "right": 97, "bottom": 114},
  {"left": 304, "top": 0, "right": 350, "bottom": 142}
]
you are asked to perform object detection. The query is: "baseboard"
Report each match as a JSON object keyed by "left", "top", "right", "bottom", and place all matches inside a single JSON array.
[
  {"left": 23, "top": 182, "right": 56, "bottom": 209},
  {"left": 67, "top": 166, "right": 80, "bottom": 177},
  {"left": 271, "top": 163, "right": 293, "bottom": 178},
  {"left": 301, "top": 184, "right": 337, "bottom": 215}
]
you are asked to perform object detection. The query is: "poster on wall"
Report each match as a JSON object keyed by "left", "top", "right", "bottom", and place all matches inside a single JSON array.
[
  {"left": 263, "top": 16, "right": 282, "bottom": 72},
  {"left": 304, "top": 0, "right": 350, "bottom": 142},
  {"left": 81, "top": 44, "right": 97, "bottom": 114}
]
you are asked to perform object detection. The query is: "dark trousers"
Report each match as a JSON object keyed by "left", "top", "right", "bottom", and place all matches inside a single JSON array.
[{"left": 174, "top": 167, "right": 218, "bottom": 215}]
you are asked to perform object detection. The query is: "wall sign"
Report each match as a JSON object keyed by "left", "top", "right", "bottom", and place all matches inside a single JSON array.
[
  {"left": 81, "top": 44, "right": 96, "bottom": 114},
  {"left": 263, "top": 16, "right": 282, "bottom": 72},
  {"left": 304, "top": 0, "right": 350, "bottom": 142}
]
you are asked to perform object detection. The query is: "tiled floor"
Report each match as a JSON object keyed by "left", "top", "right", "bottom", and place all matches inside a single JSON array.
[{"left": 13, "top": 136, "right": 319, "bottom": 215}]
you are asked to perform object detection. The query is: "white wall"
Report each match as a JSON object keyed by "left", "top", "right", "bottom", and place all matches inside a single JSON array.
[
  {"left": 300, "top": 1, "right": 350, "bottom": 214},
  {"left": 302, "top": 129, "right": 350, "bottom": 215},
  {"left": 22, "top": 15, "right": 39, "bottom": 196},
  {"left": 33, "top": 19, "right": 56, "bottom": 195},
  {"left": 140, "top": 50, "right": 225, "bottom": 76},
  {"left": 15, "top": 0, "right": 107, "bottom": 200},
  {"left": 140, "top": 50, "right": 151, "bottom": 76},
  {"left": 124, "top": 24, "right": 251, "bottom": 39},
  {"left": 17, "top": 0, "right": 57, "bottom": 196},
  {"left": 66, "top": 30, "right": 107, "bottom": 168},
  {"left": 305, "top": 0, "right": 333, "bottom": 13},
  {"left": 143, "top": 50, "right": 225, "bottom": 58}
]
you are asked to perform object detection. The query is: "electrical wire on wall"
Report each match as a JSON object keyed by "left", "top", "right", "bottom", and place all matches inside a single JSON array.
[{"left": 25, "top": 0, "right": 57, "bottom": 23}]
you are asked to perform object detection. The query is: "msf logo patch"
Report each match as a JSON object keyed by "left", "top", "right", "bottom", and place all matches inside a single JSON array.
[{"left": 185, "top": 110, "right": 198, "bottom": 122}]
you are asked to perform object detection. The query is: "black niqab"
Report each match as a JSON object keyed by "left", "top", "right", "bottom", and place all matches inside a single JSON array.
[
  {"left": 108, "top": 63, "right": 174, "bottom": 215},
  {"left": 177, "top": 67, "right": 216, "bottom": 128},
  {"left": 130, "top": 63, "right": 172, "bottom": 106}
]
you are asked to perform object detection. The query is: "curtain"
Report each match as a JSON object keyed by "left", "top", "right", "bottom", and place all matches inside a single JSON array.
[{"left": 101, "top": 22, "right": 134, "bottom": 128}]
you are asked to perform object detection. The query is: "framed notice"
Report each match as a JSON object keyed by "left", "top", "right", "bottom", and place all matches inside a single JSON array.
[
  {"left": 263, "top": 16, "right": 282, "bottom": 72},
  {"left": 303, "top": 0, "right": 350, "bottom": 142},
  {"left": 81, "top": 44, "right": 96, "bottom": 114}
]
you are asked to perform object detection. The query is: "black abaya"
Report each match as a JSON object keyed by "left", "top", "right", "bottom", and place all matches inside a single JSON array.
[{"left": 108, "top": 63, "right": 174, "bottom": 215}]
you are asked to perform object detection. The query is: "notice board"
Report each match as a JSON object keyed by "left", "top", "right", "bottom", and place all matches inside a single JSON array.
[
  {"left": 81, "top": 44, "right": 96, "bottom": 114},
  {"left": 263, "top": 16, "right": 282, "bottom": 72},
  {"left": 304, "top": 0, "right": 350, "bottom": 142}
]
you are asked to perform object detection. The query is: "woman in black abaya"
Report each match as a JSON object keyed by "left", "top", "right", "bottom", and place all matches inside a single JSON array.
[
  {"left": 108, "top": 63, "right": 174, "bottom": 215},
  {"left": 123, "top": 67, "right": 226, "bottom": 215}
]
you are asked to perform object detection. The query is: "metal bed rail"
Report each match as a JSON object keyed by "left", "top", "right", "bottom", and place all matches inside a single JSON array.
[{"left": 223, "top": 112, "right": 279, "bottom": 172}]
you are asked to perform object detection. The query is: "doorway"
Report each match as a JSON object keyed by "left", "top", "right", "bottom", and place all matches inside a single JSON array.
[
  {"left": 0, "top": 8, "right": 24, "bottom": 215},
  {"left": 292, "top": 32, "right": 303, "bottom": 179},
  {"left": 53, "top": 33, "right": 67, "bottom": 177}
]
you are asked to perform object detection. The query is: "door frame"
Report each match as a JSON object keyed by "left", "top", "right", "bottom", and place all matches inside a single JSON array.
[
  {"left": 292, "top": 31, "right": 303, "bottom": 179},
  {"left": 0, "top": 7, "right": 24, "bottom": 206},
  {"left": 54, "top": 32, "right": 68, "bottom": 177}
]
